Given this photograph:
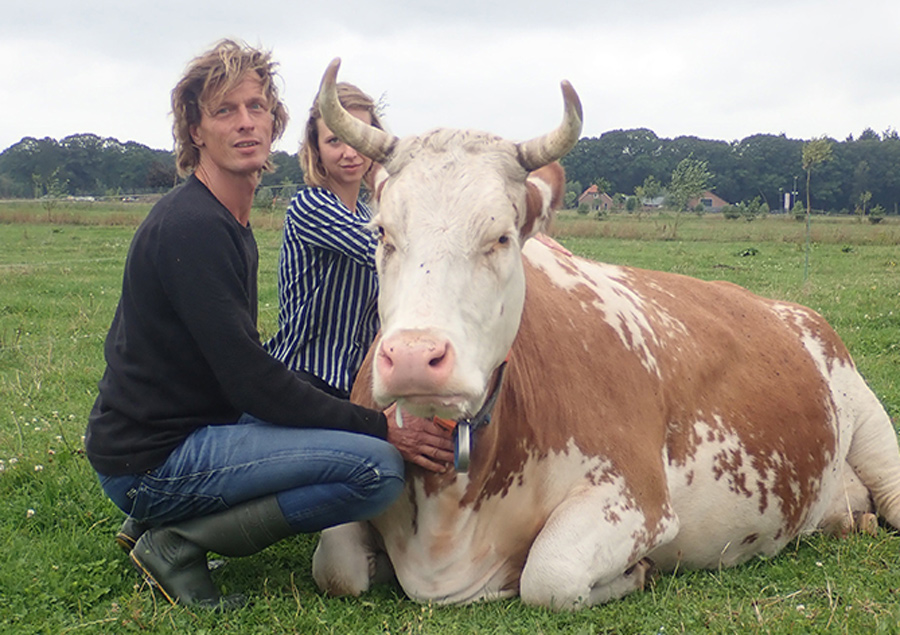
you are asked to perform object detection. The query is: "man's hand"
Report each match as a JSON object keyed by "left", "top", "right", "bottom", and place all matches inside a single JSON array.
[{"left": 384, "top": 403, "right": 455, "bottom": 472}]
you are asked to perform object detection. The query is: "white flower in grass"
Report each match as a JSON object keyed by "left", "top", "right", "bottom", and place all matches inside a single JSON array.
[
  {"left": 34, "top": 464, "right": 44, "bottom": 472},
  {"left": 26, "top": 509, "right": 35, "bottom": 518}
]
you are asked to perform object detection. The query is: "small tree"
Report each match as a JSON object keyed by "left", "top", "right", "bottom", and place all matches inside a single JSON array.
[
  {"left": 32, "top": 168, "right": 67, "bottom": 221},
  {"left": 801, "top": 137, "right": 833, "bottom": 281},
  {"left": 565, "top": 180, "right": 583, "bottom": 210},
  {"left": 666, "top": 157, "right": 713, "bottom": 238},
  {"left": 634, "top": 175, "right": 662, "bottom": 206},
  {"left": 722, "top": 204, "right": 741, "bottom": 220},
  {"left": 869, "top": 204, "right": 886, "bottom": 224},
  {"left": 856, "top": 190, "right": 872, "bottom": 223},
  {"left": 668, "top": 157, "right": 712, "bottom": 212},
  {"left": 740, "top": 201, "right": 757, "bottom": 222},
  {"left": 593, "top": 176, "right": 612, "bottom": 195}
]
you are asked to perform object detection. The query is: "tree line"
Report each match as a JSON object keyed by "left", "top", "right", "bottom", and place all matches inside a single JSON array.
[
  {"left": 2, "top": 128, "right": 899, "bottom": 215},
  {"left": 0, "top": 133, "right": 303, "bottom": 200},
  {"left": 561, "top": 127, "right": 900, "bottom": 214}
]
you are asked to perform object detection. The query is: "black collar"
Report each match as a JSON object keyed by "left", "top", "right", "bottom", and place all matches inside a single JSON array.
[{"left": 449, "top": 361, "right": 508, "bottom": 472}]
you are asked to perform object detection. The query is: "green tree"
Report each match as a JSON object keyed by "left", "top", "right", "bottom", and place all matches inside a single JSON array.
[
  {"left": 564, "top": 180, "right": 583, "bottom": 209},
  {"left": 32, "top": 167, "right": 67, "bottom": 220},
  {"left": 801, "top": 137, "right": 834, "bottom": 280},
  {"left": 593, "top": 176, "right": 612, "bottom": 194},
  {"left": 668, "top": 157, "right": 713, "bottom": 212},
  {"left": 855, "top": 190, "right": 872, "bottom": 222},
  {"left": 634, "top": 174, "right": 662, "bottom": 205}
]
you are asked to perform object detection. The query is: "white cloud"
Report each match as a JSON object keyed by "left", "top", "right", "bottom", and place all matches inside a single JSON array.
[{"left": 1, "top": 0, "right": 898, "bottom": 153}]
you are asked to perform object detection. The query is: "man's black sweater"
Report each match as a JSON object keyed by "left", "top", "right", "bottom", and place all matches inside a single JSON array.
[{"left": 86, "top": 176, "right": 387, "bottom": 476}]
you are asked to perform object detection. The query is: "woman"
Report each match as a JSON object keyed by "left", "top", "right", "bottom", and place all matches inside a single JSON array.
[{"left": 264, "top": 83, "right": 384, "bottom": 399}]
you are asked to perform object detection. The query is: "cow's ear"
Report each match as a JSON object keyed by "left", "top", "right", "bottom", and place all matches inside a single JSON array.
[
  {"left": 370, "top": 165, "right": 389, "bottom": 202},
  {"left": 522, "top": 162, "right": 565, "bottom": 240}
]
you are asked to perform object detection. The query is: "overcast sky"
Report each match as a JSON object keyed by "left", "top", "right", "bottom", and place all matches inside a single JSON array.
[{"left": 2, "top": 0, "right": 899, "bottom": 155}]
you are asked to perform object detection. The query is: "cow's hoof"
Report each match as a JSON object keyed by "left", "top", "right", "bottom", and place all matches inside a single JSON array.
[
  {"left": 624, "top": 558, "right": 656, "bottom": 590},
  {"left": 853, "top": 511, "right": 878, "bottom": 537},
  {"left": 827, "top": 511, "right": 879, "bottom": 538}
]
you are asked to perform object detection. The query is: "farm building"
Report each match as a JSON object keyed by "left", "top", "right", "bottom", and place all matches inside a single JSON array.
[
  {"left": 578, "top": 184, "right": 614, "bottom": 211},
  {"left": 689, "top": 190, "right": 730, "bottom": 212}
]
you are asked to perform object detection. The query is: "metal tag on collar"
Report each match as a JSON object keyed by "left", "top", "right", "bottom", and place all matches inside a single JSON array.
[{"left": 454, "top": 422, "right": 471, "bottom": 473}]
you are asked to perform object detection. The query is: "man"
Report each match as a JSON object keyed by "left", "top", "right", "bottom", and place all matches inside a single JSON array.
[{"left": 85, "top": 39, "right": 453, "bottom": 609}]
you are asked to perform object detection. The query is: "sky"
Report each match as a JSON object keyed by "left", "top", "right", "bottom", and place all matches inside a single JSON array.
[{"left": 2, "top": 0, "right": 899, "bottom": 155}]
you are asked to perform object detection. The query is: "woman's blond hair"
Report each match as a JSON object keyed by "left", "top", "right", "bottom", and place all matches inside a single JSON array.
[
  {"left": 300, "top": 83, "right": 384, "bottom": 188},
  {"left": 171, "top": 39, "right": 289, "bottom": 177}
]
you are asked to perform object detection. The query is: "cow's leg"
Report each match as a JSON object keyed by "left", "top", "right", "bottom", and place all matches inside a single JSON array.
[
  {"left": 820, "top": 461, "right": 878, "bottom": 537},
  {"left": 519, "top": 489, "right": 678, "bottom": 610},
  {"left": 844, "top": 386, "right": 900, "bottom": 530},
  {"left": 312, "top": 522, "right": 394, "bottom": 596}
]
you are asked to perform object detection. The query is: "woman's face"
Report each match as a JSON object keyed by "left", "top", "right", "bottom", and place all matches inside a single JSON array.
[{"left": 317, "top": 107, "right": 374, "bottom": 194}]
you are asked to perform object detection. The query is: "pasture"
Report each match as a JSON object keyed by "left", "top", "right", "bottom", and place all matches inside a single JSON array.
[{"left": 1, "top": 204, "right": 899, "bottom": 633}]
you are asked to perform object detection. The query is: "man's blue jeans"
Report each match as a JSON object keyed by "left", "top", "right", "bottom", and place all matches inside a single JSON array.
[{"left": 97, "top": 417, "right": 405, "bottom": 533}]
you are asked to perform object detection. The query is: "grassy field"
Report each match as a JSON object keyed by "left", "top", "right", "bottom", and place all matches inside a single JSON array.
[{"left": 1, "top": 204, "right": 899, "bottom": 633}]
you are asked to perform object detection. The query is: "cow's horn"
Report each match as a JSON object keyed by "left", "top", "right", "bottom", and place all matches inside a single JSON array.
[
  {"left": 515, "top": 80, "right": 583, "bottom": 172},
  {"left": 317, "top": 58, "right": 399, "bottom": 164}
]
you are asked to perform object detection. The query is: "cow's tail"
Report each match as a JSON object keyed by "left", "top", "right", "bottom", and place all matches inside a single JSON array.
[{"left": 845, "top": 380, "right": 900, "bottom": 530}]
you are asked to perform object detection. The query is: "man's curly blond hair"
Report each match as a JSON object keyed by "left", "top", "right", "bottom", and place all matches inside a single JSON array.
[{"left": 171, "top": 39, "right": 289, "bottom": 177}]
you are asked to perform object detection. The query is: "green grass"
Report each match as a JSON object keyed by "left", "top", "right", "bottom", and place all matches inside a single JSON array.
[{"left": 2, "top": 208, "right": 900, "bottom": 633}]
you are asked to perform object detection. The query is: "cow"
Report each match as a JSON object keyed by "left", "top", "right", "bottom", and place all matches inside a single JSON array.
[{"left": 310, "top": 59, "right": 900, "bottom": 610}]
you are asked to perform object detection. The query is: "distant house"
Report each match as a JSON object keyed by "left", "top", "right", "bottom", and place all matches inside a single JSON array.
[
  {"left": 578, "top": 184, "right": 614, "bottom": 211},
  {"left": 689, "top": 190, "right": 730, "bottom": 212},
  {"left": 641, "top": 195, "right": 666, "bottom": 209}
]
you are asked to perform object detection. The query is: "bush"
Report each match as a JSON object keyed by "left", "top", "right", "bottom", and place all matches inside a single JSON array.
[
  {"left": 577, "top": 202, "right": 590, "bottom": 215},
  {"left": 722, "top": 205, "right": 741, "bottom": 220},
  {"left": 869, "top": 205, "right": 886, "bottom": 224}
]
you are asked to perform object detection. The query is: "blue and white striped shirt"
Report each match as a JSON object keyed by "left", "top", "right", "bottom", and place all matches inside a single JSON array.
[{"left": 264, "top": 187, "right": 379, "bottom": 394}]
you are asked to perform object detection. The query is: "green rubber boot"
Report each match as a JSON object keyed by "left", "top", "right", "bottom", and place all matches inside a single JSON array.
[
  {"left": 115, "top": 517, "right": 147, "bottom": 554},
  {"left": 130, "top": 496, "right": 294, "bottom": 608}
]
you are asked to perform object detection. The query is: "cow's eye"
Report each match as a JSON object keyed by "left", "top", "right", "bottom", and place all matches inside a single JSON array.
[
  {"left": 374, "top": 225, "right": 396, "bottom": 258},
  {"left": 484, "top": 234, "right": 511, "bottom": 257}
]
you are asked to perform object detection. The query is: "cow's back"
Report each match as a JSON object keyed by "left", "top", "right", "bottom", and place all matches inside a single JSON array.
[{"left": 515, "top": 242, "right": 900, "bottom": 569}]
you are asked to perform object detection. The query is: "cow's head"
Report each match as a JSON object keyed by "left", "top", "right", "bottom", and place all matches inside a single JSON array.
[{"left": 318, "top": 59, "right": 582, "bottom": 420}]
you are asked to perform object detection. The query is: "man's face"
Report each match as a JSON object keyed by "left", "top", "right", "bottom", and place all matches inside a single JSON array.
[{"left": 191, "top": 74, "right": 274, "bottom": 178}]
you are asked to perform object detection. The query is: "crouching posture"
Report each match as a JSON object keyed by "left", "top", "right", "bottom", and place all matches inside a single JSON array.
[
  {"left": 310, "top": 59, "right": 900, "bottom": 610},
  {"left": 85, "top": 42, "right": 452, "bottom": 609}
]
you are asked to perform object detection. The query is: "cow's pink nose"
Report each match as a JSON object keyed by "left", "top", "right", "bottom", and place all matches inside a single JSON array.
[{"left": 376, "top": 330, "right": 455, "bottom": 394}]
